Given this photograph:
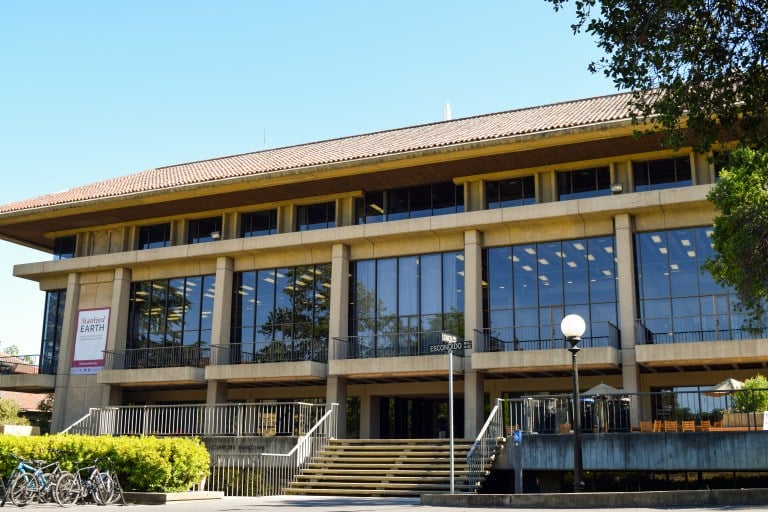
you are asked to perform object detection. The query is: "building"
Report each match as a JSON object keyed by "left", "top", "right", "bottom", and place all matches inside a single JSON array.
[{"left": 0, "top": 92, "right": 764, "bottom": 437}]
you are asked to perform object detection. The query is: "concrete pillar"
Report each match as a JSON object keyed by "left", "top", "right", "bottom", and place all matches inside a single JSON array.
[
  {"left": 101, "top": 267, "right": 132, "bottom": 407},
  {"left": 463, "top": 229, "right": 485, "bottom": 437},
  {"left": 327, "top": 244, "right": 350, "bottom": 436},
  {"left": 615, "top": 213, "right": 643, "bottom": 426},
  {"left": 206, "top": 256, "right": 233, "bottom": 404},
  {"left": 360, "top": 394, "right": 380, "bottom": 439},
  {"left": 51, "top": 272, "right": 81, "bottom": 433}
]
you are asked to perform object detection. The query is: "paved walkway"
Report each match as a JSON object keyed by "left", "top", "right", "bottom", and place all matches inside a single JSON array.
[{"left": 7, "top": 495, "right": 768, "bottom": 512}]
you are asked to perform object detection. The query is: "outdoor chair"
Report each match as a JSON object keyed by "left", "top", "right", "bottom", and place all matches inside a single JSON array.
[
  {"left": 639, "top": 421, "right": 653, "bottom": 432},
  {"left": 681, "top": 420, "right": 696, "bottom": 432},
  {"left": 559, "top": 423, "right": 572, "bottom": 434},
  {"left": 699, "top": 420, "right": 712, "bottom": 431},
  {"left": 652, "top": 420, "right": 662, "bottom": 432},
  {"left": 664, "top": 420, "right": 678, "bottom": 432}
]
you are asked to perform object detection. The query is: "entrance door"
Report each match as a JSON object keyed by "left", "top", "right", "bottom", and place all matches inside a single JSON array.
[{"left": 379, "top": 397, "right": 464, "bottom": 439}]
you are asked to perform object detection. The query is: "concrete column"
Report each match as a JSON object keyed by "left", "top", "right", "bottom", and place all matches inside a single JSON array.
[
  {"left": 360, "top": 394, "right": 380, "bottom": 439},
  {"left": 327, "top": 244, "right": 350, "bottom": 436},
  {"left": 101, "top": 267, "right": 132, "bottom": 407},
  {"left": 51, "top": 272, "right": 81, "bottom": 433},
  {"left": 463, "top": 229, "right": 485, "bottom": 437},
  {"left": 615, "top": 213, "right": 642, "bottom": 425},
  {"left": 207, "top": 256, "right": 234, "bottom": 405}
]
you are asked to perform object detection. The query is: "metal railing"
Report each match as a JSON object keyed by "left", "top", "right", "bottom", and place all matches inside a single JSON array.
[
  {"left": 466, "top": 398, "right": 504, "bottom": 490},
  {"left": 62, "top": 402, "right": 326, "bottom": 437},
  {"left": 210, "top": 340, "right": 328, "bottom": 365},
  {"left": 0, "top": 354, "right": 57, "bottom": 375},
  {"left": 475, "top": 321, "right": 620, "bottom": 352},
  {"left": 206, "top": 403, "right": 338, "bottom": 496},
  {"left": 334, "top": 330, "right": 457, "bottom": 359},
  {"left": 103, "top": 345, "right": 210, "bottom": 370},
  {"left": 498, "top": 388, "right": 768, "bottom": 435},
  {"left": 636, "top": 316, "right": 768, "bottom": 344}
]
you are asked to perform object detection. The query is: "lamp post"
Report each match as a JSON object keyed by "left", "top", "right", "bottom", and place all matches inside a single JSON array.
[{"left": 561, "top": 313, "right": 586, "bottom": 492}]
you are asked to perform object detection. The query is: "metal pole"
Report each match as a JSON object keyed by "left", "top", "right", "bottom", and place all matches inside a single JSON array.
[
  {"left": 448, "top": 348, "right": 455, "bottom": 494},
  {"left": 570, "top": 344, "right": 584, "bottom": 492}
]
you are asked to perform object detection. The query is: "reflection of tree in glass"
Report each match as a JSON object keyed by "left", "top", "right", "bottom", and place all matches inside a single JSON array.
[
  {"left": 258, "top": 265, "right": 331, "bottom": 361},
  {"left": 130, "top": 280, "right": 190, "bottom": 348}
]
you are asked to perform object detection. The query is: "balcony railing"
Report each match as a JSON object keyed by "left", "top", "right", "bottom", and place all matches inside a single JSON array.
[
  {"left": 63, "top": 401, "right": 327, "bottom": 437},
  {"left": 210, "top": 339, "right": 328, "bottom": 365},
  {"left": 637, "top": 315, "right": 768, "bottom": 344},
  {"left": 103, "top": 345, "right": 210, "bottom": 370},
  {"left": 334, "top": 330, "right": 456, "bottom": 359},
  {"left": 0, "top": 354, "right": 57, "bottom": 375},
  {"left": 474, "top": 321, "right": 620, "bottom": 353},
  {"left": 500, "top": 388, "right": 768, "bottom": 434}
]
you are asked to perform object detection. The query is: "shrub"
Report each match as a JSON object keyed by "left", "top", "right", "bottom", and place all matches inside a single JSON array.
[{"left": 733, "top": 374, "right": 768, "bottom": 413}]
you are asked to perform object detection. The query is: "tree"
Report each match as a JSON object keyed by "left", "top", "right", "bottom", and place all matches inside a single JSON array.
[
  {"left": 733, "top": 374, "right": 768, "bottom": 412},
  {"left": 705, "top": 147, "right": 768, "bottom": 329},
  {"left": 0, "top": 398, "right": 29, "bottom": 426},
  {"left": 546, "top": 0, "right": 768, "bottom": 153}
]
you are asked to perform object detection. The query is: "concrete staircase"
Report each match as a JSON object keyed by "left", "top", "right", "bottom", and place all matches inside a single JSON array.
[{"left": 284, "top": 438, "right": 486, "bottom": 497}]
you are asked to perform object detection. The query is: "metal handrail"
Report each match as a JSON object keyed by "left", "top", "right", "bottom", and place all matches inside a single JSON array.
[
  {"left": 103, "top": 345, "right": 210, "bottom": 369},
  {"left": 334, "top": 330, "right": 459, "bottom": 359},
  {"left": 474, "top": 321, "right": 619, "bottom": 352},
  {"left": 210, "top": 340, "right": 328, "bottom": 365},
  {"left": 466, "top": 398, "right": 504, "bottom": 491}
]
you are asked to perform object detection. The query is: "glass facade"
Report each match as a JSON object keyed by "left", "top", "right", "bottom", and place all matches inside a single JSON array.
[
  {"left": 188, "top": 217, "right": 222, "bottom": 244},
  {"left": 635, "top": 227, "right": 753, "bottom": 343},
  {"left": 349, "top": 251, "right": 464, "bottom": 357},
  {"left": 557, "top": 167, "right": 611, "bottom": 200},
  {"left": 297, "top": 202, "right": 335, "bottom": 231},
  {"left": 633, "top": 156, "right": 692, "bottom": 191},
  {"left": 53, "top": 236, "right": 76, "bottom": 260},
  {"left": 484, "top": 236, "right": 618, "bottom": 350},
  {"left": 230, "top": 264, "right": 331, "bottom": 362},
  {"left": 138, "top": 223, "right": 171, "bottom": 250},
  {"left": 39, "top": 289, "right": 66, "bottom": 374},
  {"left": 355, "top": 182, "right": 464, "bottom": 224},
  {"left": 241, "top": 209, "right": 278, "bottom": 237},
  {"left": 128, "top": 274, "right": 216, "bottom": 349},
  {"left": 486, "top": 176, "right": 535, "bottom": 209}
]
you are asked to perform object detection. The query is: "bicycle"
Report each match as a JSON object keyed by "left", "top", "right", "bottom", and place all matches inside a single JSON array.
[
  {"left": 6, "top": 453, "right": 71, "bottom": 506},
  {"left": 55, "top": 456, "right": 125, "bottom": 506}
]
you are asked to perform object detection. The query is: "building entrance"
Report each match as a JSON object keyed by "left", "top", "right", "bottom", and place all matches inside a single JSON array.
[{"left": 379, "top": 397, "right": 464, "bottom": 439}]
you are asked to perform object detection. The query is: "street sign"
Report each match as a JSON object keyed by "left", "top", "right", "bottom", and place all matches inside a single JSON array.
[{"left": 429, "top": 337, "right": 472, "bottom": 354}]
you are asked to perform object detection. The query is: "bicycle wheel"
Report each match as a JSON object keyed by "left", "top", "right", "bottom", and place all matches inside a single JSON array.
[
  {"left": 92, "top": 472, "right": 114, "bottom": 505},
  {"left": 8, "top": 474, "right": 33, "bottom": 506},
  {"left": 53, "top": 472, "right": 81, "bottom": 507},
  {"left": 106, "top": 473, "right": 125, "bottom": 505}
]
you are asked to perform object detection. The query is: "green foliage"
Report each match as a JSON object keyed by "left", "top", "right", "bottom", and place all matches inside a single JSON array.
[
  {"left": 733, "top": 374, "right": 768, "bottom": 413},
  {"left": 0, "top": 434, "right": 209, "bottom": 492},
  {"left": 0, "top": 398, "right": 30, "bottom": 426},
  {"left": 546, "top": 0, "right": 768, "bottom": 153},
  {"left": 705, "top": 147, "right": 768, "bottom": 329}
]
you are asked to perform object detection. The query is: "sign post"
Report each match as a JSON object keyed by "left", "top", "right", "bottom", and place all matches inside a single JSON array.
[{"left": 431, "top": 333, "right": 472, "bottom": 495}]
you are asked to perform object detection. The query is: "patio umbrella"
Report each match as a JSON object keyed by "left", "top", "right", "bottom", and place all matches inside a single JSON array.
[
  {"left": 583, "top": 382, "right": 623, "bottom": 396},
  {"left": 704, "top": 378, "right": 743, "bottom": 396}
]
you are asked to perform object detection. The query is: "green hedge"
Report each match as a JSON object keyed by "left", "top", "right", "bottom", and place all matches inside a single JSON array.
[{"left": 0, "top": 434, "right": 209, "bottom": 492}]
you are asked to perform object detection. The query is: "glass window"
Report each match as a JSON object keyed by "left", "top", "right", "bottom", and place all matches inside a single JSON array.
[
  {"left": 557, "top": 167, "right": 611, "bottom": 200},
  {"left": 138, "top": 223, "right": 171, "bottom": 250},
  {"left": 483, "top": 236, "right": 618, "bottom": 346},
  {"left": 297, "top": 202, "right": 335, "bottom": 231},
  {"left": 53, "top": 236, "right": 76, "bottom": 260},
  {"left": 128, "top": 274, "right": 216, "bottom": 350},
  {"left": 355, "top": 182, "right": 463, "bottom": 224},
  {"left": 241, "top": 210, "right": 277, "bottom": 237},
  {"left": 633, "top": 156, "right": 692, "bottom": 192},
  {"left": 39, "top": 289, "right": 66, "bottom": 373},
  {"left": 486, "top": 176, "right": 536, "bottom": 209},
  {"left": 634, "top": 226, "right": 753, "bottom": 343},
  {"left": 232, "top": 264, "right": 331, "bottom": 347},
  {"left": 349, "top": 251, "right": 465, "bottom": 349},
  {"left": 188, "top": 217, "right": 222, "bottom": 244}
]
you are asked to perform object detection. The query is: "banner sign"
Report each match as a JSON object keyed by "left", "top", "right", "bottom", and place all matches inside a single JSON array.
[{"left": 71, "top": 307, "right": 110, "bottom": 375}]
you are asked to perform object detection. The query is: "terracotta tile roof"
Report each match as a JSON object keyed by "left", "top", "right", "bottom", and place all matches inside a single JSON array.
[
  {"left": 0, "top": 390, "right": 47, "bottom": 412},
  {"left": 0, "top": 92, "right": 633, "bottom": 214}
]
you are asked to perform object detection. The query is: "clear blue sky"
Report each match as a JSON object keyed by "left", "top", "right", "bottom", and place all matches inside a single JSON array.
[{"left": 0, "top": 1, "right": 615, "bottom": 354}]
